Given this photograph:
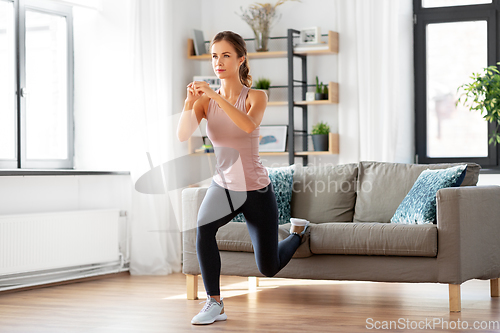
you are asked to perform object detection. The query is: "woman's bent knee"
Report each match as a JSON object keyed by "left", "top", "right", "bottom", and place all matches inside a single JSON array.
[{"left": 258, "top": 265, "right": 279, "bottom": 278}]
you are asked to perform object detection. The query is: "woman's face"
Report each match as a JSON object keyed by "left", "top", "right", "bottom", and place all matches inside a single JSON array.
[{"left": 211, "top": 40, "right": 244, "bottom": 80}]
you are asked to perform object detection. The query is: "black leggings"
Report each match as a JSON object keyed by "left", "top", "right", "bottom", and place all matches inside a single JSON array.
[{"left": 196, "top": 179, "right": 301, "bottom": 296}]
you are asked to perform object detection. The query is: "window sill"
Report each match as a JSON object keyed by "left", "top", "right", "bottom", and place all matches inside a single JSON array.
[
  {"left": 479, "top": 167, "right": 500, "bottom": 175},
  {"left": 0, "top": 169, "right": 130, "bottom": 176}
]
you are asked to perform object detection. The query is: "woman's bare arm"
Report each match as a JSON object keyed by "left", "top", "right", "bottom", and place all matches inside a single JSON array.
[
  {"left": 191, "top": 81, "right": 267, "bottom": 133},
  {"left": 177, "top": 85, "right": 207, "bottom": 142}
]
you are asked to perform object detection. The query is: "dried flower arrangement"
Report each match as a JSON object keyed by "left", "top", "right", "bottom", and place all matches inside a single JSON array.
[{"left": 236, "top": 0, "right": 300, "bottom": 52}]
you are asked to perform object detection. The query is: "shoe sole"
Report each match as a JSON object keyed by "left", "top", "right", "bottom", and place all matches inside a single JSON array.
[{"left": 191, "top": 313, "right": 227, "bottom": 325}]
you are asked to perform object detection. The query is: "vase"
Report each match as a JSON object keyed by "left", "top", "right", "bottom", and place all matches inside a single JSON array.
[
  {"left": 315, "top": 93, "right": 328, "bottom": 100},
  {"left": 312, "top": 134, "right": 329, "bottom": 151},
  {"left": 254, "top": 29, "right": 269, "bottom": 52}
]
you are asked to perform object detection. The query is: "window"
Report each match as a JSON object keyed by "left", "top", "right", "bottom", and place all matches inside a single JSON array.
[
  {"left": 422, "top": 0, "right": 492, "bottom": 7},
  {"left": 0, "top": 0, "right": 74, "bottom": 169},
  {"left": 414, "top": 0, "right": 499, "bottom": 167}
]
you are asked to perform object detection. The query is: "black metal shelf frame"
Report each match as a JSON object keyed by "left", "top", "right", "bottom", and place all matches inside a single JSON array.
[{"left": 287, "top": 28, "right": 309, "bottom": 165}]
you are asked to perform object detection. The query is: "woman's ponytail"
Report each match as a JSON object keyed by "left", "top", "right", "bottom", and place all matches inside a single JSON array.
[{"left": 239, "top": 58, "right": 252, "bottom": 88}]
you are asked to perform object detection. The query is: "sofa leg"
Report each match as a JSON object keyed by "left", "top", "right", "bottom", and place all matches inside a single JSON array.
[
  {"left": 248, "top": 276, "right": 259, "bottom": 290},
  {"left": 186, "top": 274, "right": 198, "bottom": 300},
  {"left": 491, "top": 278, "right": 500, "bottom": 297},
  {"left": 449, "top": 284, "right": 461, "bottom": 312}
]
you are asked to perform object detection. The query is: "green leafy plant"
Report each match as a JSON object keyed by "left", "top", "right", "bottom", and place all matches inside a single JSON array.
[
  {"left": 456, "top": 61, "right": 500, "bottom": 145},
  {"left": 255, "top": 77, "right": 271, "bottom": 90},
  {"left": 315, "top": 76, "right": 328, "bottom": 95},
  {"left": 311, "top": 121, "right": 330, "bottom": 135},
  {"left": 315, "top": 76, "right": 322, "bottom": 94}
]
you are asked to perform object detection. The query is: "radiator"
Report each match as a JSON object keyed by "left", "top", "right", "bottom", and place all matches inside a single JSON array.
[{"left": 0, "top": 209, "right": 127, "bottom": 291}]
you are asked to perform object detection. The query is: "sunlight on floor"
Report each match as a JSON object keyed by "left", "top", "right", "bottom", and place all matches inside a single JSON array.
[{"left": 163, "top": 277, "right": 371, "bottom": 300}]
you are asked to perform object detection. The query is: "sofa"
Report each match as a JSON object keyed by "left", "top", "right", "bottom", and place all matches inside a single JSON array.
[{"left": 181, "top": 161, "right": 500, "bottom": 312}]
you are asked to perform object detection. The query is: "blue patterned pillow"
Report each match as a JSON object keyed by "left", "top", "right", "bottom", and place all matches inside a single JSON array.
[
  {"left": 390, "top": 165, "right": 467, "bottom": 224},
  {"left": 232, "top": 165, "right": 295, "bottom": 225}
]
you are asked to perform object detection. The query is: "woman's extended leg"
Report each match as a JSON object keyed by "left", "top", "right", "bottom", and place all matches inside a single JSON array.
[
  {"left": 242, "top": 182, "right": 301, "bottom": 277},
  {"left": 196, "top": 180, "right": 243, "bottom": 297}
]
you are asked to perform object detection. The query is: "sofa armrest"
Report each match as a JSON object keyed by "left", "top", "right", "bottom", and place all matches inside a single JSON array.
[
  {"left": 436, "top": 185, "right": 500, "bottom": 284},
  {"left": 181, "top": 187, "right": 208, "bottom": 275}
]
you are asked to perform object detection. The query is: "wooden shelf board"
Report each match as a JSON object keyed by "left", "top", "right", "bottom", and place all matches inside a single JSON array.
[
  {"left": 191, "top": 152, "right": 214, "bottom": 155},
  {"left": 190, "top": 152, "right": 289, "bottom": 156},
  {"left": 260, "top": 152, "right": 289, "bottom": 155},
  {"left": 248, "top": 48, "right": 338, "bottom": 58},
  {"left": 268, "top": 100, "right": 337, "bottom": 106},
  {"left": 187, "top": 54, "right": 211, "bottom": 60},
  {"left": 187, "top": 49, "right": 338, "bottom": 60},
  {"left": 187, "top": 31, "right": 338, "bottom": 60},
  {"left": 190, "top": 151, "right": 338, "bottom": 156},
  {"left": 267, "top": 101, "right": 288, "bottom": 106},
  {"left": 295, "top": 151, "right": 333, "bottom": 155},
  {"left": 269, "top": 82, "right": 339, "bottom": 106},
  {"left": 294, "top": 100, "right": 336, "bottom": 105}
]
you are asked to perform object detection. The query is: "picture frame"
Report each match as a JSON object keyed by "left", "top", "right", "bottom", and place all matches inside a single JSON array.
[
  {"left": 299, "top": 27, "right": 321, "bottom": 44},
  {"left": 193, "top": 29, "right": 207, "bottom": 55},
  {"left": 258, "top": 125, "right": 288, "bottom": 152},
  {"left": 193, "top": 76, "right": 221, "bottom": 90}
]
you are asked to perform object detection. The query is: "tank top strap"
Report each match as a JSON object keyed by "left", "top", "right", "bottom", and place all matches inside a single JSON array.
[{"left": 235, "top": 86, "right": 250, "bottom": 110}]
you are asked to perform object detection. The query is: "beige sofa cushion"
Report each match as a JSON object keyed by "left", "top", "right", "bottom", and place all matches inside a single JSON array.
[
  {"left": 353, "top": 161, "right": 481, "bottom": 223},
  {"left": 310, "top": 222, "right": 437, "bottom": 257},
  {"left": 291, "top": 163, "right": 358, "bottom": 223},
  {"left": 216, "top": 222, "right": 312, "bottom": 258}
]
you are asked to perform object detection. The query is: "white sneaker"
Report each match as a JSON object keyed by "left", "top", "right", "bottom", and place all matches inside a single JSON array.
[
  {"left": 191, "top": 296, "right": 227, "bottom": 325},
  {"left": 290, "top": 218, "right": 310, "bottom": 237}
]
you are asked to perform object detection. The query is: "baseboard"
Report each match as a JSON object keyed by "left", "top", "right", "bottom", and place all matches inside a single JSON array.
[{"left": 0, "top": 271, "right": 130, "bottom": 295}]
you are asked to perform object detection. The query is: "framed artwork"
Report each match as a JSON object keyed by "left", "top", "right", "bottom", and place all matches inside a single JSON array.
[
  {"left": 259, "top": 125, "right": 288, "bottom": 152},
  {"left": 299, "top": 27, "right": 321, "bottom": 44},
  {"left": 193, "top": 76, "right": 221, "bottom": 90},
  {"left": 193, "top": 29, "right": 207, "bottom": 55}
]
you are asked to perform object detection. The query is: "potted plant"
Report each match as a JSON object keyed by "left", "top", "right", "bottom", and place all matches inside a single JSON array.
[
  {"left": 255, "top": 77, "right": 271, "bottom": 99},
  {"left": 315, "top": 76, "right": 328, "bottom": 100},
  {"left": 311, "top": 121, "right": 330, "bottom": 151},
  {"left": 456, "top": 61, "right": 500, "bottom": 145}
]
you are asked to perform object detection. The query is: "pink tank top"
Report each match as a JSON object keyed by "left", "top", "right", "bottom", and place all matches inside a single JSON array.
[{"left": 206, "top": 86, "right": 270, "bottom": 191}]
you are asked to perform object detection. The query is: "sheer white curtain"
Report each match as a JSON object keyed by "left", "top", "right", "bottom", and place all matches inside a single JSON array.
[
  {"left": 337, "top": 0, "right": 415, "bottom": 164},
  {"left": 128, "top": 0, "right": 181, "bottom": 275}
]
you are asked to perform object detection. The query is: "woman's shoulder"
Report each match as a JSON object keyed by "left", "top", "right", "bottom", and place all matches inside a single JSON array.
[{"left": 247, "top": 87, "right": 268, "bottom": 103}]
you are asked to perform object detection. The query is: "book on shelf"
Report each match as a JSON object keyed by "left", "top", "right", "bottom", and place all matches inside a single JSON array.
[
  {"left": 195, "top": 144, "right": 214, "bottom": 153},
  {"left": 193, "top": 29, "right": 207, "bottom": 55}
]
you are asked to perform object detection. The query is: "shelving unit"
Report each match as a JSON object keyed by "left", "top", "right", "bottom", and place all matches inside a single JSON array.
[
  {"left": 286, "top": 28, "right": 339, "bottom": 165},
  {"left": 189, "top": 133, "right": 339, "bottom": 155},
  {"left": 187, "top": 31, "right": 338, "bottom": 60},
  {"left": 186, "top": 29, "right": 339, "bottom": 164}
]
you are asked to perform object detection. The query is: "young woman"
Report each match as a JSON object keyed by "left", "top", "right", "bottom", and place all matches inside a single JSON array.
[{"left": 177, "top": 31, "right": 310, "bottom": 326}]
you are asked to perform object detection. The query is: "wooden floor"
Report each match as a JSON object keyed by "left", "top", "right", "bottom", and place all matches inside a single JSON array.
[{"left": 0, "top": 272, "right": 499, "bottom": 333}]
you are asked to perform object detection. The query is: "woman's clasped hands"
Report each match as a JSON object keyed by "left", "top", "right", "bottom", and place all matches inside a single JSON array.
[{"left": 186, "top": 81, "right": 217, "bottom": 102}]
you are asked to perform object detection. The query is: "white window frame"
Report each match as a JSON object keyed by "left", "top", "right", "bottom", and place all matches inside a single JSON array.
[{"left": 0, "top": 0, "right": 74, "bottom": 169}]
